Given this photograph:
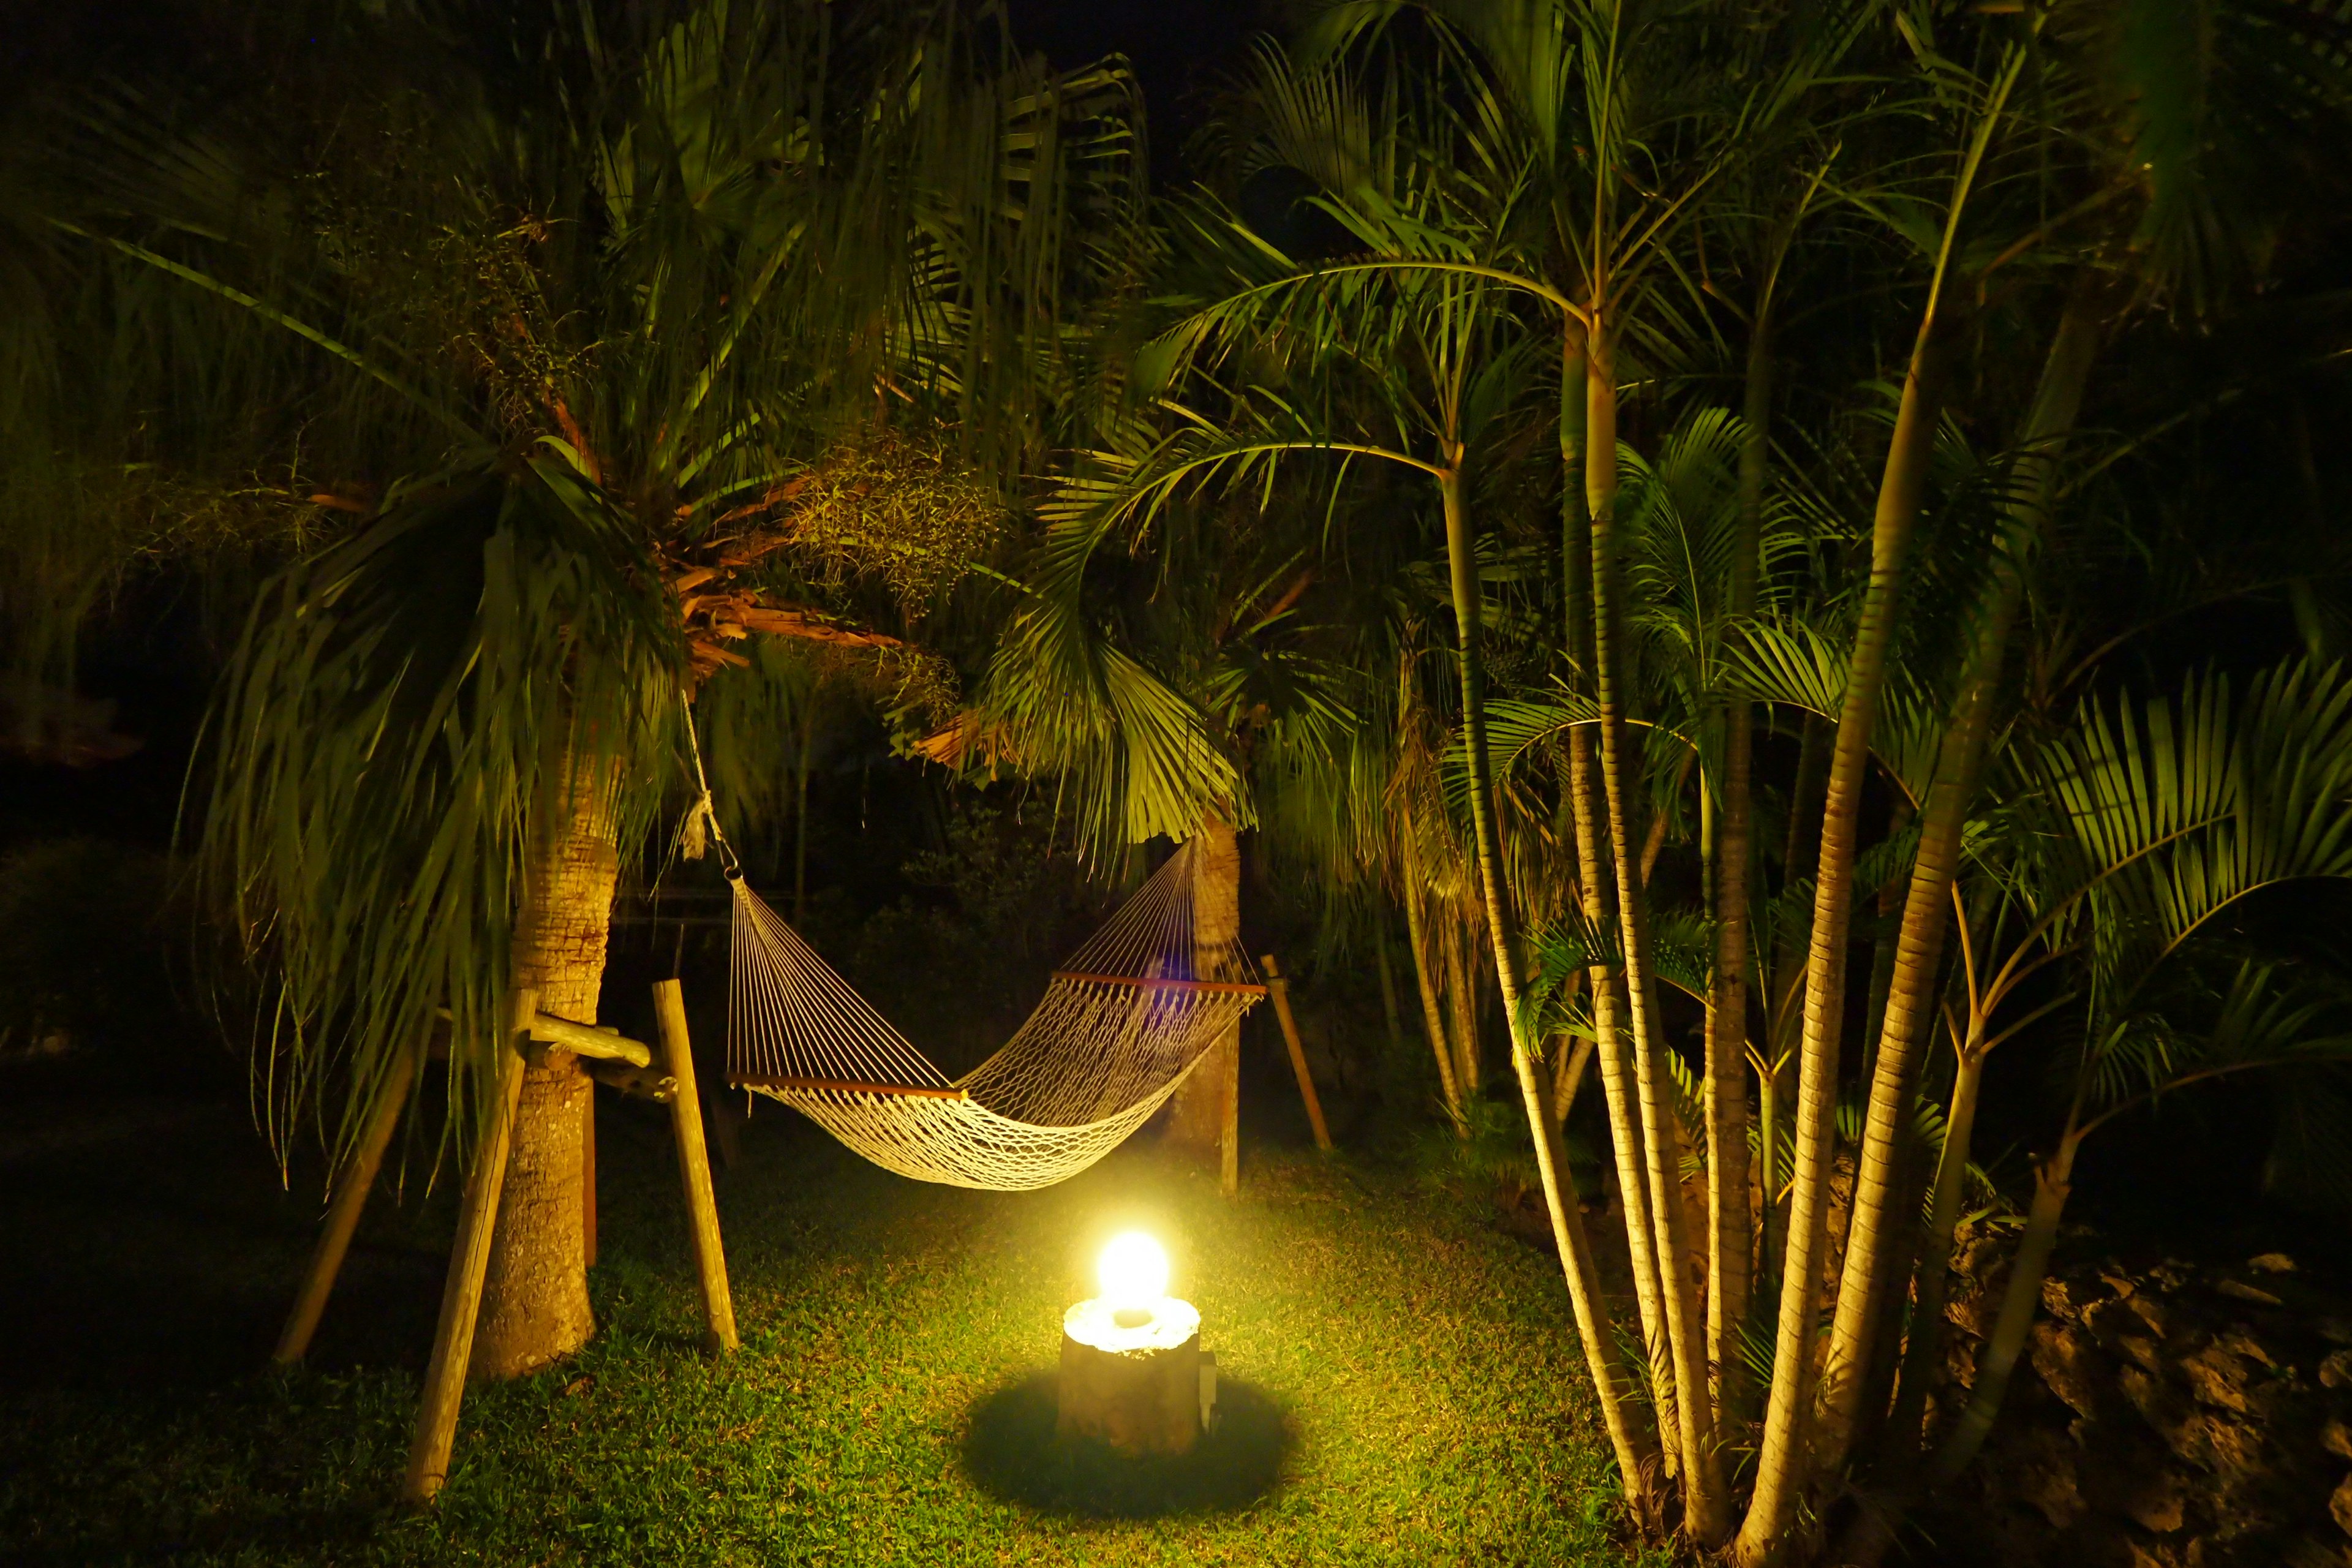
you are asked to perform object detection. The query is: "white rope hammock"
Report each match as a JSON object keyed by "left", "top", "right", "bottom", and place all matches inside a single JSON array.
[{"left": 721, "top": 840, "right": 1262, "bottom": 1189}]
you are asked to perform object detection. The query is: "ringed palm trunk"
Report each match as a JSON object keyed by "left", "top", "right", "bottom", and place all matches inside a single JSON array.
[
  {"left": 1441, "top": 459, "right": 1659, "bottom": 1510},
  {"left": 473, "top": 746, "right": 621, "bottom": 1379},
  {"left": 1588, "top": 331, "right": 1728, "bottom": 1541},
  {"left": 1166, "top": 811, "right": 1242, "bottom": 1193},
  {"left": 1733, "top": 312, "right": 1955, "bottom": 1567},
  {"left": 1560, "top": 336, "right": 1680, "bottom": 1475},
  {"left": 1812, "top": 282, "right": 2105, "bottom": 1474},
  {"left": 1838, "top": 1066, "right": 2060, "bottom": 1568},
  {"left": 1925, "top": 1129, "right": 2078, "bottom": 1483},
  {"left": 1569, "top": 681, "right": 1681, "bottom": 1476},
  {"left": 1707, "top": 303, "right": 1768, "bottom": 1419},
  {"left": 1401, "top": 868, "right": 1468, "bottom": 1134},
  {"left": 1886, "top": 1027, "right": 1988, "bottom": 1457}
]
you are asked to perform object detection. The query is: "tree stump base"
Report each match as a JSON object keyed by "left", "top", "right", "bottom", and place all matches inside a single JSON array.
[{"left": 1057, "top": 1297, "right": 1205, "bottom": 1458}]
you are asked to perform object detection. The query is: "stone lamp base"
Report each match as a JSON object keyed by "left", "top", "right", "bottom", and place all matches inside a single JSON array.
[{"left": 1057, "top": 1295, "right": 1214, "bottom": 1458}]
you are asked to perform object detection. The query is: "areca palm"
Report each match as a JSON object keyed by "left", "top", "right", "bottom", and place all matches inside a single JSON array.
[
  {"left": 1819, "top": 0, "right": 2352, "bottom": 1491},
  {"left": 1831, "top": 658, "right": 2352, "bottom": 1560},
  {"left": 67, "top": 0, "right": 1142, "bottom": 1379}
]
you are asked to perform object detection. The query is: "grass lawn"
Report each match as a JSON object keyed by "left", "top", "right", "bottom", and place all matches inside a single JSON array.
[{"left": 0, "top": 1081, "right": 1650, "bottom": 1566}]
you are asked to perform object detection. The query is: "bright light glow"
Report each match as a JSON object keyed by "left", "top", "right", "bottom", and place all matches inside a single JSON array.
[{"left": 1097, "top": 1231, "right": 1169, "bottom": 1305}]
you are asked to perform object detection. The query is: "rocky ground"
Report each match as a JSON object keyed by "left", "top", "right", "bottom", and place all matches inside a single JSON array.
[{"left": 1926, "top": 1229, "right": 2352, "bottom": 1567}]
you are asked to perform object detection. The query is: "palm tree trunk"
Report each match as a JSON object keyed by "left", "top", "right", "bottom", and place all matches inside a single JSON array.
[
  {"left": 1734, "top": 312, "right": 1955, "bottom": 1567},
  {"left": 473, "top": 745, "right": 620, "bottom": 1380},
  {"left": 1812, "top": 282, "right": 2105, "bottom": 1474},
  {"left": 1923, "top": 1131, "right": 2078, "bottom": 1485},
  {"left": 1588, "top": 331, "right": 1728, "bottom": 1540},
  {"left": 1449, "top": 908, "right": 1482, "bottom": 1103},
  {"left": 1570, "top": 720, "right": 1680, "bottom": 1472},
  {"left": 1755, "top": 1040, "right": 1786, "bottom": 1302},
  {"left": 1442, "top": 459, "right": 1659, "bottom": 1513},
  {"left": 1403, "top": 872, "right": 1468, "bottom": 1134},
  {"left": 1561, "top": 351, "right": 1680, "bottom": 1474},
  {"left": 1887, "top": 1034, "right": 1986, "bottom": 1458},
  {"left": 1166, "top": 811, "right": 1243, "bottom": 1194},
  {"left": 1708, "top": 301, "right": 1768, "bottom": 1422}
]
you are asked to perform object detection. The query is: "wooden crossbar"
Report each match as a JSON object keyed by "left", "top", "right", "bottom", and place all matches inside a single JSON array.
[
  {"left": 1050, "top": 970, "right": 1268, "bottom": 997},
  {"left": 734, "top": 1073, "right": 971, "bottom": 1101}
]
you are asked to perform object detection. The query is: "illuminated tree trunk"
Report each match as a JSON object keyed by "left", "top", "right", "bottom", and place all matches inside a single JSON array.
[
  {"left": 1588, "top": 330, "right": 1727, "bottom": 1540},
  {"left": 1733, "top": 310, "right": 1954, "bottom": 1568},
  {"left": 1167, "top": 811, "right": 1242, "bottom": 1194},
  {"left": 472, "top": 748, "right": 620, "bottom": 1380},
  {"left": 1443, "top": 456, "right": 1658, "bottom": 1512},
  {"left": 1814, "top": 282, "right": 2105, "bottom": 1474},
  {"left": 1559, "top": 327, "right": 1679, "bottom": 1478}
]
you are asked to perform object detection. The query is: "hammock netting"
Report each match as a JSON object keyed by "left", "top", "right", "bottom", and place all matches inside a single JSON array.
[{"left": 725, "top": 839, "right": 1262, "bottom": 1189}]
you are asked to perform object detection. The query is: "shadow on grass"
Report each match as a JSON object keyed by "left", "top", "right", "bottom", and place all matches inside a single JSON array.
[{"left": 960, "top": 1370, "right": 1294, "bottom": 1517}]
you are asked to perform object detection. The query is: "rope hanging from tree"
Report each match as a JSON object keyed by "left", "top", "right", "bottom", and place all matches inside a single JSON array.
[{"left": 680, "top": 694, "right": 1261, "bottom": 1190}]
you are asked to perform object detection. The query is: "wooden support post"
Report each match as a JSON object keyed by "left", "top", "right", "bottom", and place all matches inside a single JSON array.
[
  {"left": 274, "top": 1046, "right": 420, "bottom": 1366},
  {"left": 652, "top": 979, "right": 738, "bottom": 1354},
  {"left": 402, "top": 988, "right": 533, "bottom": 1506},
  {"left": 1261, "top": 955, "right": 1333, "bottom": 1152},
  {"left": 1219, "top": 1046, "right": 1240, "bottom": 1197}
]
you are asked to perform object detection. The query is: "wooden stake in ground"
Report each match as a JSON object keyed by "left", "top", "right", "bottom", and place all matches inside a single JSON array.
[
  {"left": 274, "top": 1046, "right": 421, "bottom": 1366},
  {"left": 403, "top": 989, "right": 534, "bottom": 1505},
  {"left": 1259, "top": 955, "right": 1332, "bottom": 1153},
  {"left": 652, "top": 978, "right": 738, "bottom": 1354}
]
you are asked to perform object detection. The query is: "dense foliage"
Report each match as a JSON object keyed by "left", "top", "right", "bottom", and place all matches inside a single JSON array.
[{"left": 6, "top": 0, "right": 2352, "bottom": 1560}]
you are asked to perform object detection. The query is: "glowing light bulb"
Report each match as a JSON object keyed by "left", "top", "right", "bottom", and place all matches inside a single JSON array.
[{"left": 1097, "top": 1231, "right": 1169, "bottom": 1306}]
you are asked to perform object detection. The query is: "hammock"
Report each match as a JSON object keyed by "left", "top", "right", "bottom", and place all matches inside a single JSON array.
[{"left": 722, "top": 840, "right": 1262, "bottom": 1190}]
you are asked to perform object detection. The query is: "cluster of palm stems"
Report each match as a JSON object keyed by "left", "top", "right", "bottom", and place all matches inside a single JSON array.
[
  {"left": 9, "top": 0, "right": 2352, "bottom": 1556},
  {"left": 1009, "top": 1, "right": 2352, "bottom": 1560}
]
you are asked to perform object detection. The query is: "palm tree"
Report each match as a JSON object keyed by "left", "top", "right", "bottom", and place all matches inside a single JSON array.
[
  {"left": 1830, "top": 658, "right": 2352, "bottom": 1561},
  {"left": 1815, "top": 0, "right": 2352, "bottom": 1487},
  {"left": 67, "top": 0, "right": 1144, "bottom": 1381}
]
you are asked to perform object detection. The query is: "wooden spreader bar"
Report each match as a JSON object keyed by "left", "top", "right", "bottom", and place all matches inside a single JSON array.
[
  {"left": 734, "top": 1072, "right": 971, "bottom": 1101},
  {"left": 1050, "top": 970, "right": 1268, "bottom": 998}
]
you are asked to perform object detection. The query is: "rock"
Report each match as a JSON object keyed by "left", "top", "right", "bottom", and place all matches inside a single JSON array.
[
  {"left": 2047, "top": 1272, "right": 2107, "bottom": 1323},
  {"left": 2127, "top": 1539, "right": 2190, "bottom": 1568},
  {"left": 2013, "top": 1428, "right": 2088, "bottom": 1528},
  {"left": 2321, "top": 1349, "right": 2352, "bottom": 1391},
  {"left": 2168, "top": 1410, "right": 2265, "bottom": 1484},
  {"left": 2248, "top": 1253, "right": 2299, "bottom": 1275},
  {"left": 2284, "top": 1536, "right": 2352, "bottom": 1568},
  {"left": 2122, "top": 1468, "right": 2193, "bottom": 1534},
  {"left": 2179, "top": 1343, "right": 2256, "bottom": 1414},
  {"left": 2322, "top": 1417, "right": 2352, "bottom": 1461},
  {"left": 2034, "top": 1321, "right": 2113, "bottom": 1420},
  {"left": 2121, "top": 1363, "right": 2195, "bottom": 1440},
  {"left": 2131, "top": 1294, "right": 2179, "bottom": 1340},
  {"left": 2219, "top": 1279, "right": 2288, "bottom": 1308},
  {"left": 2090, "top": 1294, "right": 2147, "bottom": 1340},
  {"left": 2215, "top": 1330, "right": 2278, "bottom": 1370},
  {"left": 2320, "top": 1318, "right": 2352, "bottom": 1348},
  {"left": 2335, "top": 1472, "right": 2352, "bottom": 1542}
]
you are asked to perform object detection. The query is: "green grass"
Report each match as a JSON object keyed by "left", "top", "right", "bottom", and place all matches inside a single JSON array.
[{"left": 0, "top": 1088, "right": 1651, "bottom": 1566}]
